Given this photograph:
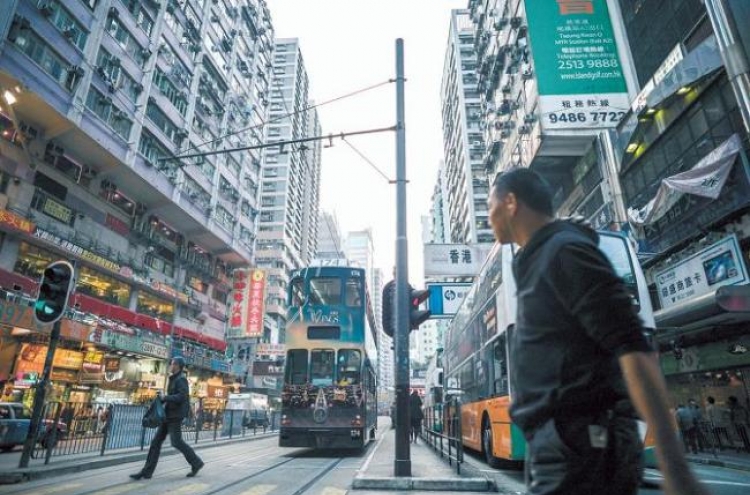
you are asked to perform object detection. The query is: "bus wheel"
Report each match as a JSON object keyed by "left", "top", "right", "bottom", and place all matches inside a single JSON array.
[{"left": 482, "top": 418, "right": 503, "bottom": 469}]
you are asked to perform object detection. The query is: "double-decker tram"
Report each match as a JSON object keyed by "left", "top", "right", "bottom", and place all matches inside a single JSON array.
[
  {"left": 279, "top": 263, "right": 378, "bottom": 449},
  {"left": 443, "top": 231, "right": 656, "bottom": 467}
]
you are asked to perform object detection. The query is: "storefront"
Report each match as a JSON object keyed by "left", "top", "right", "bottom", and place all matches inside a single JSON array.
[
  {"left": 136, "top": 291, "right": 174, "bottom": 319},
  {"left": 14, "top": 242, "right": 132, "bottom": 307}
]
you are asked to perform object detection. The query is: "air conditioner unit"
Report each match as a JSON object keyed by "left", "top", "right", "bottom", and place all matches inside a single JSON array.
[
  {"left": 522, "top": 68, "right": 534, "bottom": 80},
  {"left": 82, "top": 166, "right": 97, "bottom": 178},
  {"left": 518, "top": 125, "right": 531, "bottom": 135},
  {"left": 63, "top": 27, "right": 77, "bottom": 39},
  {"left": 524, "top": 114, "right": 537, "bottom": 125},
  {"left": 109, "top": 7, "right": 119, "bottom": 18},
  {"left": 39, "top": 3, "right": 53, "bottom": 17},
  {"left": 510, "top": 17, "right": 522, "bottom": 29},
  {"left": 500, "top": 129, "right": 511, "bottom": 139}
]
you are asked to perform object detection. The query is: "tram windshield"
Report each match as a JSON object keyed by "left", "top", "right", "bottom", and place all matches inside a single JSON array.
[
  {"left": 337, "top": 349, "right": 361, "bottom": 386},
  {"left": 311, "top": 349, "right": 335, "bottom": 386},
  {"left": 309, "top": 277, "right": 341, "bottom": 305},
  {"left": 345, "top": 278, "right": 362, "bottom": 307},
  {"left": 290, "top": 277, "right": 305, "bottom": 306},
  {"left": 285, "top": 349, "right": 308, "bottom": 385}
]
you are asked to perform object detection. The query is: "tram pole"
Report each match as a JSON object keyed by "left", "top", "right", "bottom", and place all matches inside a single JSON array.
[{"left": 393, "top": 38, "right": 411, "bottom": 477}]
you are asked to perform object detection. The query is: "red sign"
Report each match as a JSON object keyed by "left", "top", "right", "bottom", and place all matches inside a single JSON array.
[
  {"left": 226, "top": 269, "right": 266, "bottom": 338},
  {"left": 105, "top": 213, "right": 130, "bottom": 236},
  {"left": 0, "top": 209, "right": 35, "bottom": 234},
  {"left": 246, "top": 269, "right": 266, "bottom": 338}
]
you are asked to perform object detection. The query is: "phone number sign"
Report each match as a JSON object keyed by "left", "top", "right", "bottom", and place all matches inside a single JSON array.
[{"left": 525, "top": 0, "right": 630, "bottom": 129}]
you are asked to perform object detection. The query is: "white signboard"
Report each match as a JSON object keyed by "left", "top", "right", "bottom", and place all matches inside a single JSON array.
[
  {"left": 423, "top": 243, "right": 494, "bottom": 277},
  {"left": 255, "top": 343, "right": 286, "bottom": 357},
  {"left": 654, "top": 235, "right": 749, "bottom": 309},
  {"left": 427, "top": 283, "right": 472, "bottom": 318}
]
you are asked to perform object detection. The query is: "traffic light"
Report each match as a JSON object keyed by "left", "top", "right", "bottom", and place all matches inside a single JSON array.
[
  {"left": 381, "top": 280, "right": 395, "bottom": 338},
  {"left": 409, "top": 288, "right": 431, "bottom": 330},
  {"left": 34, "top": 261, "right": 74, "bottom": 325}
]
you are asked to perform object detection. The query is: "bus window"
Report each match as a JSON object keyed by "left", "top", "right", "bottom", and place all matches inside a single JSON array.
[
  {"left": 311, "top": 349, "right": 335, "bottom": 386},
  {"left": 286, "top": 350, "right": 308, "bottom": 385},
  {"left": 290, "top": 277, "right": 305, "bottom": 306},
  {"left": 309, "top": 277, "right": 342, "bottom": 305},
  {"left": 491, "top": 338, "right": 508, "bottom": 396},
  {"left": 337, "top": 349, "right": 361, "bottom": 386},
  {"left": 345, "top": 278, "right": 362, "bottom": 307}
]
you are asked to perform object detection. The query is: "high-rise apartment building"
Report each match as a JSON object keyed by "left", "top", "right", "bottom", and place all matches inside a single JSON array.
[
  {"left": 441, "top": 9, "right": 493, "bottom": 245},
  {"left": 0, "top": 1, "right": 275, "bottom": 397},
  {"left": 371, "top": 267, "right": 393, "bottom": 405},
  {"left": 255, "top": 38, "right": 321, "bottom": 344},
  {"left": 429, "top": 161, "right": 451, "bottom": 244},
  {"left": 316, "top": 210, "right": 345, "bottom": 261},
  {"left": 344, "top": 229, "right": 374, "bottom": 278}
]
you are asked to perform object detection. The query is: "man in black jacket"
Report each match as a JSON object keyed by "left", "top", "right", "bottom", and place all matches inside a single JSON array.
[
  {"left": 130, "top": 357, "right": 204, "bottom": 480},
  {"left": 488, "top": 168, "right": 708, "bottom": 495}
]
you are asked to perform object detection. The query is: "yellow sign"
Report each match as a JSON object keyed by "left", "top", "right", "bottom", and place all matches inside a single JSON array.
[{"left": 42, "top": 197, "right": 73, "bottom": 224}]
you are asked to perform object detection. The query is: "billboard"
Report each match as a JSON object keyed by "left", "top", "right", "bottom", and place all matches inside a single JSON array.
[
  {"left": 654, "top": 235, "right": 749, "bottom": 309},
  {"left": 227, "top": 268, "right": 267, "bottom": 339},
  {"left": 525, "top": 0, "right": 630, "bottom": 130}
]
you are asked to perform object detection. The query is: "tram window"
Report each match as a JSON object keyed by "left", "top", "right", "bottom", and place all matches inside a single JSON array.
[
  {"left": 285, "top": 349, "right": 308, "bottom": 385},
  {"left": 310, "top": 349, "right": 335, "bottom": 386},
  {"left": 337, "top": 349, "right": 361, "bottom": 386},
  {"left": 290, "top": 277, "right": 305, "bottom": 306},
  {"left": 308, "top": 277, "right": 341, "bottom": 305},
  {"left": 345, "top": 278, "right": 362, "bottom": 307},
  {"left": 492, "top": 338, "right": 508, "bottom": 396}
]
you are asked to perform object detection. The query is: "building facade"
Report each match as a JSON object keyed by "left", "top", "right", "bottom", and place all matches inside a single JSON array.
[
  {"left": 613, "top": 0, "right": 750, "bottom": 412},
  {"left": 441, "top": 9, "right": 493, "bottom": 245},
  {"left": 467, "top": 0, "right": 638, "bottom": 229},
  {"left": 316, "top": 210, "right": 345, "bottom": 261},
  {"left": 0, "top": 0, "right": 276, "bottom": 409},
  {"left": 255, "top": 38, "right": 321, "bottom": 344}
]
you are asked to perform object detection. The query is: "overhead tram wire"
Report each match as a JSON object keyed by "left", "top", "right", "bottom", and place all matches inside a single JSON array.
[
  {"left": 160, "top": 125, "right": 398, "bottom": 164},
  {"left": 176, "top": 79, "right": 396, "bottom": 157},
  {"left": 340, "top": 137, "right": 393, "bottom": 183}
]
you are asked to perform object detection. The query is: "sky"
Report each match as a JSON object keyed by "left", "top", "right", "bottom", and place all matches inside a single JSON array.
[{"left": 266, "top": 0, "right": 466, "bottom": 281}]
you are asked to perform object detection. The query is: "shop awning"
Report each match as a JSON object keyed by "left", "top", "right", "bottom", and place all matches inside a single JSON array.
[{"left": 655, "top": 284, "right": 750, "bottom": 331}]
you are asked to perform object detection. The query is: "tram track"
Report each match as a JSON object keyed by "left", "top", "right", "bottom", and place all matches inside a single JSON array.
[{"left": 1, "top": 436, "right": 281, "bottom": 495}]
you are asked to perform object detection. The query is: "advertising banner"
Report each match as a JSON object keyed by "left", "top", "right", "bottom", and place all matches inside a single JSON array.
[
  {"left": 654, "top": 235, "right": 749, "bottom": 309},
  {"left": 255, "top": 343, "right": 286, "bottom": 357},
  {"left": 0, "top": 209, "right": 35, "bottom": 234},
  {"left": 246, "top": 269, "right": 266, "bottom": 338},
  {"left": 423, "top": 244, "right": 494, "bottom": 277},
  {"left": 227, "top": 269, "right": 250, "bottom": 339},
  {"left": 525, "top": 0, "right": 630, "bottom": 130}
]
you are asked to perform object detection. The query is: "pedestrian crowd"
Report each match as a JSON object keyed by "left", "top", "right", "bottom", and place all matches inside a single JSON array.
[{"left": 676, "top": 396, "right": 750, "bottom": 454}]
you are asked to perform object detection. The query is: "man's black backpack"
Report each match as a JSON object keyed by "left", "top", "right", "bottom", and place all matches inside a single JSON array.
[{"left": 142, "top": 398, "right": 166, "bottom": 428}]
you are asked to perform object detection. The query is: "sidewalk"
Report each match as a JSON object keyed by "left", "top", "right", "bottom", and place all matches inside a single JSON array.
[
  {"left": 0, "top": 430, "right": 277, "bottom": 484},
  {"left": 687, "top": 449, "right": 750, "bottom": 472},
  {"left": 351, "top": 423, "right": 494, "bottom": 492}
]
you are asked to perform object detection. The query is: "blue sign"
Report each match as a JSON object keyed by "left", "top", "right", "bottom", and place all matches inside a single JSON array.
[{"left": 427, "top": 283, "right": 472, "bottom": 318}]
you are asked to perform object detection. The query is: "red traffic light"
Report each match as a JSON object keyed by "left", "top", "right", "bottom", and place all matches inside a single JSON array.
[{"left": 409, "top": 288, "right": 431, "bottom": 329}]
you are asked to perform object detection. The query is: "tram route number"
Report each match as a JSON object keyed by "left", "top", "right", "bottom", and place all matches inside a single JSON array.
[{"left": 548, "top": 111, "right": 626, "bottom": 125}]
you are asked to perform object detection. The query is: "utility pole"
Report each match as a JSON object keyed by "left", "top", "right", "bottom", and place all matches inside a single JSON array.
[
  {"left": 704, "top": 0, "right": 750, "bottom": 133},
  {"left": 393, "top": 38, "right": 411, "bottom": 477}
]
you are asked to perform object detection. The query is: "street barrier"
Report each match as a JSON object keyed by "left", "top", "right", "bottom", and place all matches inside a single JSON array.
[
  {"left": 422, "top": 398, "right": 463, "bottom": 475},
  {"left": 25, "top": 401, "right": 278, "bottom": 465}
]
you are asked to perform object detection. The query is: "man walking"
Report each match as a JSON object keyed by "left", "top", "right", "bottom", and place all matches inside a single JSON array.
[
  {"left": 130, "top": 357, "right": 204, "bottom": 480},
  {"left": 488, "top": 168, "right": 708, "bottom": 495}
]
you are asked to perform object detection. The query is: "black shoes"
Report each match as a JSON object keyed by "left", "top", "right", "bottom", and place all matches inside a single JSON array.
[
  {"left": 129, "top": 472, "right": 152, "bottom": 480},
  {"left": 187, "top": 461, "right": 204, "bottom": 478}
]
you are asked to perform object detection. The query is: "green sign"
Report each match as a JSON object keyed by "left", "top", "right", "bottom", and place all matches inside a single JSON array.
[{"left": 524, "top": 0, "right": 630, "bottom": 129}]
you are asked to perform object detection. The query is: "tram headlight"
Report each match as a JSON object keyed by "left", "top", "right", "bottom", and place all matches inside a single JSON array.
[
  {"left": 281, "top": 415, "right": 291, "bottom": 426},
  {"left": 351, "top": 414, "right": 362, "bottom": 427}
]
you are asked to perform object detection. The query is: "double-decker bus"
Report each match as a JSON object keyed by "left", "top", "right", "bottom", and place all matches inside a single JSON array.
[
  {"left": 279, "top": 263, "right": 378, "bottom": 449},
  {"left": 443, "top": 231, "right": 656, "bottom": 467}
]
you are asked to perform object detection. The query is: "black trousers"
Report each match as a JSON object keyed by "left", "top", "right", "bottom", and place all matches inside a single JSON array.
[
  {"left": 524, "top": 414, "right": 643, "bottom": 495},
  {"left": 142, "top": 420, "right": 202, "bottom": 476}
]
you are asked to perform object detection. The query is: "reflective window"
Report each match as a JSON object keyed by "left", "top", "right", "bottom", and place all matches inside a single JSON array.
[
  {"left": 308, "top": 277, "right": 341, "bottom": 305},
  {"left": 310, "top": 349, "right": 335, "bottom": 386},
  {"left": 345, "top": 278, "right": 362, "bottom": 307},
  {"left": 337, "top": 349, "right": 361, "bottom": 386},
  {"left": 290, "top": 277, "right": 304, "bottom": 306},
  {"left": 285, "top": 349, "right": 308, "bottom": 385}
]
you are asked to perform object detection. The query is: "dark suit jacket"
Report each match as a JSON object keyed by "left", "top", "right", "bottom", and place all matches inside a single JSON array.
[{"left": 163, "top": 371, "right": 190, "bottom": 421}]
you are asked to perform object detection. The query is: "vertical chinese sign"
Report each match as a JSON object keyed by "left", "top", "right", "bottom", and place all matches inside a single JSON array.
[
  {"left": 227, "top": 269, "right": 250, "bottom": 339},
  {"left": 525, "top": 0, "right": 630, "bottom": 130},
  {"left": 246, "top": 269, "right": 267, "bottom": 338}
]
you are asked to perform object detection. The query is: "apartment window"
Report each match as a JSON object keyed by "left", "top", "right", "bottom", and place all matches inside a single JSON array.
[
  {"left": 146, "top": 102, "right": 180, "bottom": 144},
  {"left": 95, "top": 48, "right": 141, "bottom": 102},
  {"left": 215, "top": 205, "right": 234, "bottom": 231},
  {"left": 124, "top": 0, "right": 155, "bottom": 36},
  {"left": 12, "top": 30, "right": 80, "bottom": 91},
  {"left": 138, "top": 129, "right": 171, "bottom": 164},
  {"left": 37, "top": 0, "right": 89, "bottom": 50},
  {"left": 85, "top": 88, "right": 132, "bottom": 140},
  {"left": 106, "top": 16, "right": 147, "bottom": 66},
  {"left": 153, "top": 69, "right": 188, "bottom": 115}
]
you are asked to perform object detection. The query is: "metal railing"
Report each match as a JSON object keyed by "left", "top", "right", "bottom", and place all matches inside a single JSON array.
[
  {"left": 27, "top": 402, "right": 279, "bottom": 465},
  {"left": 421, "top": 399, "right": 464, "bottom": 474}
]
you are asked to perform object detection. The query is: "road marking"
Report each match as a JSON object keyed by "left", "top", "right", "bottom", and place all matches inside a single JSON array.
[
  {"left": 96, "top": 485, "right": 139, "bottom": 495},
  {"left": 236, "top": 483, "right": 277, "bottom": 495},
  {"left": 319, "top": 487, "right": 347, "bottom": 495},
  {"left": 357, "top": 429, "right": 386, "bottom": 476},
  {"left": 26, "top": 483, "right": 83, "bottom": 495},
  {"left": 703, "top": 480, "right": 750, "bottom": 487},
  {"left": 171, "top": 483, "right": 210, "bottom": 494}
]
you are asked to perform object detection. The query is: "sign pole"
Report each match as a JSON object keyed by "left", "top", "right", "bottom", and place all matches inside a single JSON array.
[
  {"left": 19, "top": 319, "right": 62, "bottom": 468},
  {"left": 393, "top": 38, "right": 411, "bottom": 477}
]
